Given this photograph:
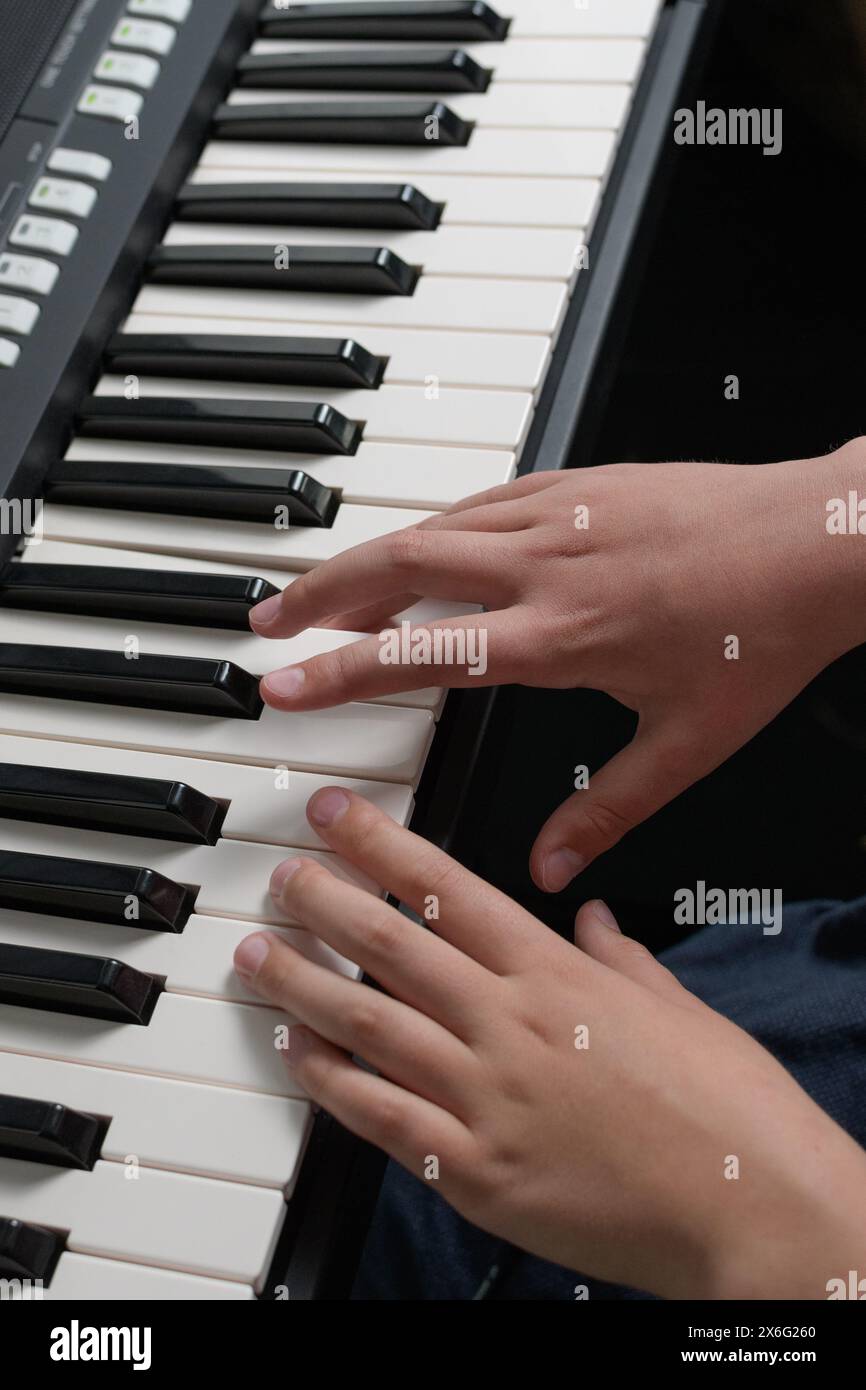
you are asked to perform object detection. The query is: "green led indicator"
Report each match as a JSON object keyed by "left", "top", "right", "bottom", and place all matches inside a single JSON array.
[
  {"left": 87, "top": 92, "right": 97, "bottom": 103},
  {"left": 121, "top": 23, "right": 132, "bottom": 34}
]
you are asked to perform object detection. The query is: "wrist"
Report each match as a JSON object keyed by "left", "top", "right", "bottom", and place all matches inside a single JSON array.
[
  {"left": 697, "top": 1108, "right": 866, "bottom": 1300},
  {"left": 773, "top": 440, "right": 866, "bottom": 664}
]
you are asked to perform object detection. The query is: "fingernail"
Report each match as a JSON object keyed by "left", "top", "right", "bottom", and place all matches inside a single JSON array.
[
  {"left": 591, "top": 899, "right": 620, "bottom": 932},
  {"left": 308, "top": 787, "right": 350, "bottom": 828},
  {"left": 270, "top": 858, "right": 303, "bottom": 899},
  {"left": 234, "top": 933, "right": 271, "bottom": 980},
  {"left": 542, "top": 848, "right": 585, "bottom": 893},
  {"left": 284, "top": 1026, "right": 312, "bottom": 1070},
  {"left": 263, "top": 666, "right": 306, "bottom": 700},
  {"left": 250, "top": 594, "right": 282, "bottom": 627}
]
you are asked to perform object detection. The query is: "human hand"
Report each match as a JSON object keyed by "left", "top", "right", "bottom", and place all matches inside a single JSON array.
[
  {"left": 250, "top": 442, "right": 866, "bottom": 891},
  {"left": 234, "top": 790, "right": 866, "bottom": 1300}
]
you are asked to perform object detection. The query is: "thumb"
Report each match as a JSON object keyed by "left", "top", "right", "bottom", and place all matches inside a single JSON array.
[
  {"left": 530, "top": 721, "right": 701, "bottom": 893},
  {"left": 573, "top": 899, "right": 704, "bottom": 1011}
]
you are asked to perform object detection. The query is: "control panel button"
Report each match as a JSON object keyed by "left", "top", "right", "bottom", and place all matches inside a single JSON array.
[
  {"left": 78, "top": 85, "right": 145, "bottom": 122},
  {"left": 0, "top": 254, "right": 60, "bottom": 297},
  {"left": 10, "top": 215, "right": 79, "bottom": 257},
  {"left": 0, "top": 338, "right": 22, "bottom": 369},
  {"left": 128, "top": 0, "right": 192, "bottom": 21},
  {"left": 0, "top": 296, "right": 40, "bottom": 337},
  {"left": 29, "top": 177, "right": 98, "bottom": 219},
  {"left": 111, "top": 17, "right": 176, "bottom": 55},
  {"left": 95, "top": 51, "right": 160, "bottom": 90},
  {"left": 48, "top": 148, "right": 113, "bottom": 183}
]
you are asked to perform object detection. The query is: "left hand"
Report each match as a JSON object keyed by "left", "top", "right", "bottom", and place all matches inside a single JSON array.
[{"left": 234, "top": 791, "right": 866, "bottom": 1300}]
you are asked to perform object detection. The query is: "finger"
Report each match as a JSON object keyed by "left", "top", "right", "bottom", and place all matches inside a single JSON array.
[
  {"left": 530, "top": 722, "right": 702, "bottom": 892},
  {"left": 268, "top": 854, "right": 495, "bottom": 1041},
  {"left": 285, "top": 1027, "right": 474, "bottom": 1177},
  {"left": 422, "top": 499, "right": 536, "bottom": 534},
  {"left": 234, "top": 931, "right": 478, "bottom": 1116},
  {"left": 304, "top": 788, "right": 548, "bottom": 974},
  {"left": 250, "top": 529, "right": 508, "bottom": 639},
  {"left": 573, "top": 900, "right": 703, "bottom": 1010},
  {"left": 260, "top": 612, "right": 524, "bottom": 710},
  {"left": 439, "top": 471, "right": 566, "bottom": 518},
  {"left": 318, "top": 593, "right": 421, "bottom": 633}
]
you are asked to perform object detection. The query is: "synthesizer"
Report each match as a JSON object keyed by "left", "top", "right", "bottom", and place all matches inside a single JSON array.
[{"left": 0, "top": 0, "right": 712, "bottom": 1299}]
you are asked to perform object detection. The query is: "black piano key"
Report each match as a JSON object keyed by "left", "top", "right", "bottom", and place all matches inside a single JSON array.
[
  {"left": 175, "top": 180, "right": 442, "bottom": 230},
  {"left": 0, "top": 1218, "right": 66, "bottom": 1282},
  {"left": 148, "top": 244, "right": 419, "bottom": 296},
  {"left": 236, "top": 47, "right": 492, "bottom": 93},
  {"left": 0, "top": 563, "right": 280, "bottom": 632},
  {"left": 0, "top": 944, "right": 161, "bottom": 1024},
  {"left": 105, "top": 333, "right": 386, "bottom": 389},
  {"left": 0, "top": 763, "right": 227, "bottom": 846},
  {"left": 0, "top": 1095, "right": 106, "bottom": 1170},
  {"left": 0, "top": 646, "right": 265, "bottom": 720},
  {"left": 212, "top": 100, "right": 473, "bottom": 146},
  {"left": 258, "top": 1, "right": 511, "bottom": 42},
  {"left": 0, "top": 850, "right": 198, "bottom": 933},
  {"left": 76, "top": 396, "right": 362, "bottom": 456},
  {"left": 47, "top": 461, "right": 339, "bottom": 528}
]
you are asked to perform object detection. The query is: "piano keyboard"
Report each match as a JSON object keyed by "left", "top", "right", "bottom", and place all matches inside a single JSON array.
[{"left": 0, "top": 0, "right": 668, "bottom": 1299}]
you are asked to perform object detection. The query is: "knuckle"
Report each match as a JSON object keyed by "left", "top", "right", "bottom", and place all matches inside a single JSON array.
[
  {"left": 327, "top": 641, "right": 363, "bottom": 694},
  {"left": 361, "top": 910, "right": 401, "bottom": 960},
  {"left": 581, "top": 798, "right": 633, "bottom": 846},
  {"left": 369, "top": 1092, "right": 408, "bottom": 1146},
  {"left": 615, "top": 935, "right": 655, "bottom": 967},
  {"left": 347, "top": 998, "right": 384, "bottom": 1047},
  {"left": 294, "top": 1047, "right": 332, "bottom": 1097},
  {"left": 420, "top": 854, "right": 464, "bottom": 901},
  {"left": 387, "top": 525, "right": 428, "bottom": 575}
]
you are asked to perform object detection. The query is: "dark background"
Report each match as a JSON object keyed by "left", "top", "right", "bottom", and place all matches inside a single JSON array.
[{"left": 452, "top": 0, "right": 866, "bottom": 951}]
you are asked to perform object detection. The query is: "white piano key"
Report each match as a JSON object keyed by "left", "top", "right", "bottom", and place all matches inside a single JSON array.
[
  {"left": 191, "top": 164, "right": 602, "bottom": 229},
  {"left": 123, "top": 309, "right": 552, "bottom": 391},
  {"left": 94, "top": 373, "right": 535, "bottom": 452},
  {"left": 163, "top": 219, "right": 586, "bottom": 282},
  {"left": 198, "top": 127, "right": 616, "bottom": 179},
  {"left": 0, "top": 693, "right": 435, "bottom": 784},
  {"left": 134, "top": 273, "right": 568, "bottom": 336},
  {"left": 0, "top": 1157, "right": 284, "bottom": 1285},
  {"left": 0, "top": 1048, "right": 310, "bottom": 1188},
  {"left": 27, "top": 540, "right": 481, "bottom": 626},
  {"left": 0, "top": 820, "right": 378, "bottom": 925},
  {"left": 227, "top": 82, "right": 631, "bottom": 131},
  {"left": 65, "top": 435, "right": 518, "bottom": 511},
  {"left": 0, "top": 909, "right": 359, "bottom": 1002},
  {"left": 36, "top": 1253, "right": 254, "bottom": 1300},
  {"left": 504, "top": 0, "right": 663, "bottom": 39},
  {"left": 251, "top": 37, "right": 648, "bottom": 85},
  {"left": 0, "top": 990, "right": 307, "bottom": 1097},
  {"left": 0, "top": 732, "right": 414, "bottom": 848},
  {"left": 41, "top": 500, "right": 435, "bottom": 572},
  {"left": 0, "top": 607, "right": 442, "bottom": 713}
]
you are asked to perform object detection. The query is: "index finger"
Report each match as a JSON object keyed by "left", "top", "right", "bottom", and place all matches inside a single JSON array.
[{"left": 305, "top": 787, "right": 550, "bottom": 975}]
